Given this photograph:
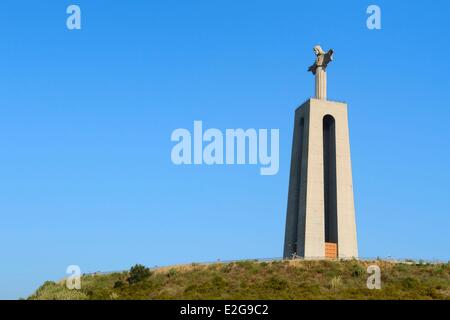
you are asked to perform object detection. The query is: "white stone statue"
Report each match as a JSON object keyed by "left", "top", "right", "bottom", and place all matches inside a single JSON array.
[
  {"left": 308, "top": 45, "right": 334, "bottom": 100},
  {"left": 308, "top": 45, "right": 334, "bottom": 74}
]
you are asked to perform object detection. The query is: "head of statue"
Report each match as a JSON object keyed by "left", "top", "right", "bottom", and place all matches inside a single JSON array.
[{"left": 313, "top": 45, "right": 325, "bottom": 56}]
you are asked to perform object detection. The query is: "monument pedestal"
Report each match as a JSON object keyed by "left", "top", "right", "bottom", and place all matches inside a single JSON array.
[{"left": 283, "top": 98, "right": 358, "bottom": 259}]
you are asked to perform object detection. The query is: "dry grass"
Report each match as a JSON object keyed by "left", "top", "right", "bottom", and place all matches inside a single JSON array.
[{"left": 29, "top": 259, "right": 450, "bottom": 300}]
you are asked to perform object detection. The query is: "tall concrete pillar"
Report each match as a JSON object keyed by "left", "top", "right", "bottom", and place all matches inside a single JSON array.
[
  {"left": 315, "top": 67, "right": 327, "bottom": 100},
  {"left": 284, "top": 45, "right": 358, "bottom": 260}
]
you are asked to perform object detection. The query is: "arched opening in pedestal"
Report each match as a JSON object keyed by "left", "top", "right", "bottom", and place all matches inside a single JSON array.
[
  {"left": 291, "top": 117, "right": 305, "bottom": 255},
  {"left": 323, "top": 115, "right": 338, "bottom": 258}
]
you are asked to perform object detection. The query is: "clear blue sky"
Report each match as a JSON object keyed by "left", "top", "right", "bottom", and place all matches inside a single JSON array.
[{"left": 0, "top": 0, "right": 449, "bottom": 299}]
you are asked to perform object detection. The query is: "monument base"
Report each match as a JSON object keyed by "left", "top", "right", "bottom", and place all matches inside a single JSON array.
[{"left": 283, "top": 98, "right": 358, "bottom": 260}]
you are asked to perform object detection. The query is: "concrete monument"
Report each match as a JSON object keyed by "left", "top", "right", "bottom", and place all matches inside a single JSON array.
[{"left": 283, "top": 45, "right": 358, "bottom": 259}]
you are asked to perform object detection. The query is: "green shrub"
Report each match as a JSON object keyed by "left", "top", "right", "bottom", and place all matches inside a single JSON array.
[
  {"left": 211, "top": 275, "right": 227, "bottom": 288},
  {"left": 167, "top": 268, "right": 177, "bottom": 278},
  {"left": 402, "top": 277, "right": 420, "bottom": 289},
  {"left": 351, "top": 264, "right": 366, "bottom": 277},
  {"left": 264, "top": 276, "right": 288, "bottom": 291},
  {"left": 127, "top": 264, "right": 152, "bottom": 285},
  {"left": 114, "top": 280, "right": 125, "bottom": 289}
]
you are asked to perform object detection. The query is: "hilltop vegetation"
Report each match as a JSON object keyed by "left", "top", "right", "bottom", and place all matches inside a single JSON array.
[{"left": 29, "top": 259, "right": 450, "bottom": 300}]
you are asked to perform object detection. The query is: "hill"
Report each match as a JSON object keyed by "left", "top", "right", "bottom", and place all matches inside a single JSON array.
[{"left": 29, "top": 259, "right": 450, "bottom": 300}]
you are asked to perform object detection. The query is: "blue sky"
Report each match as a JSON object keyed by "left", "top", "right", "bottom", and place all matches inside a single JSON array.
[{"left": 0, "top": 0, "right": 449, "bottom": 299}]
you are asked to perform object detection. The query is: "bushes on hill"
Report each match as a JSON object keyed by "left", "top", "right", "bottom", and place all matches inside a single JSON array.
[
  {"left": 127, "top": 264, "right": 153, "bottom": 285},
  {"left": 28, "top": 260, "right": 450, "bottom": 300}
]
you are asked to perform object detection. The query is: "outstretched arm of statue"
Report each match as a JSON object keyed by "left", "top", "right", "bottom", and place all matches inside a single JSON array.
[
  {"left": 308, "top": 63, "right": 317, "bottom": 74},
  {"left": 323, "top": 49, "right": 334, "bottom": 66}
]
